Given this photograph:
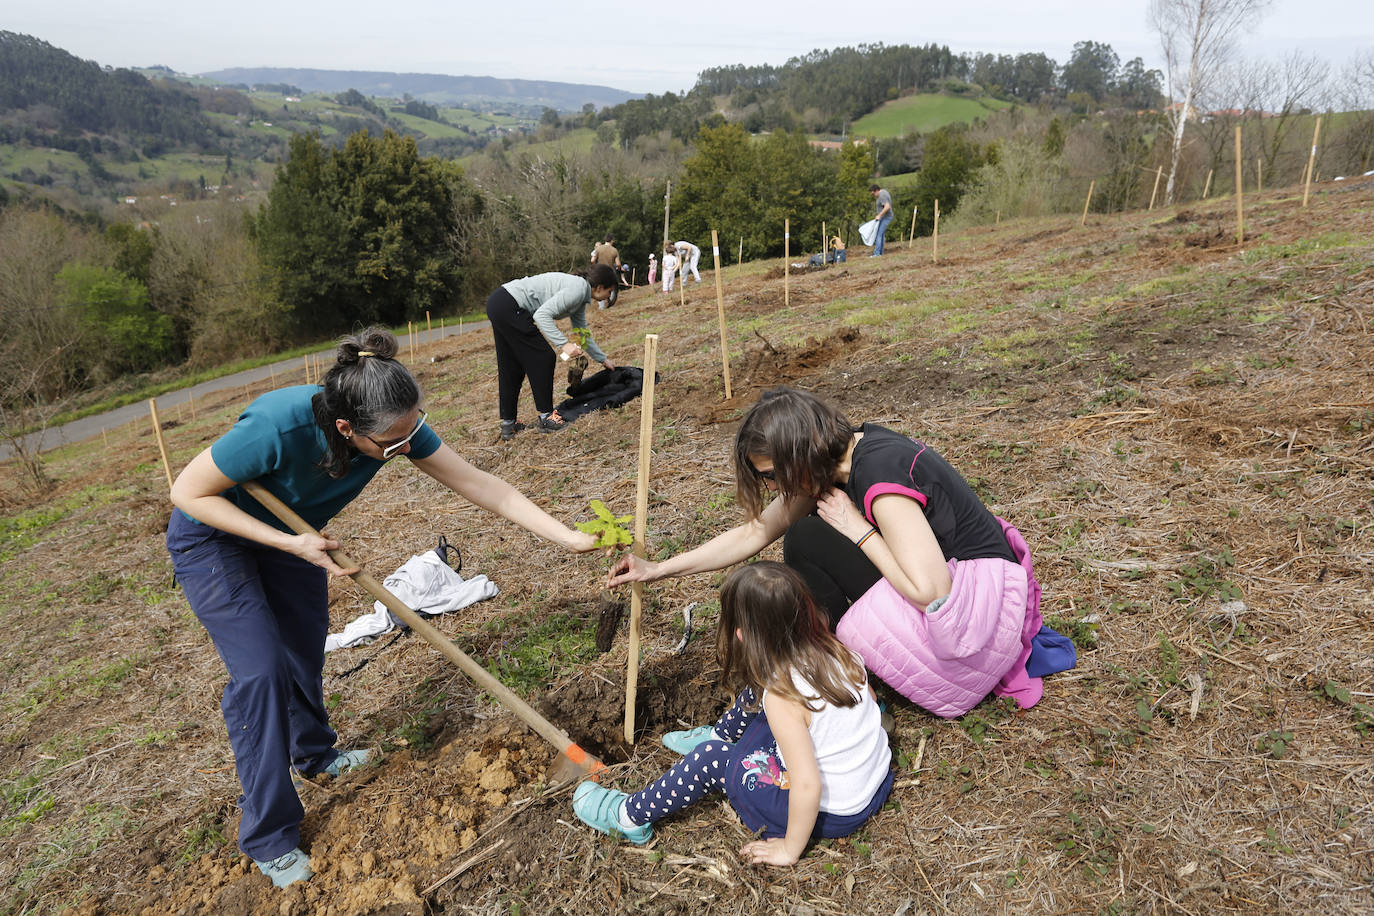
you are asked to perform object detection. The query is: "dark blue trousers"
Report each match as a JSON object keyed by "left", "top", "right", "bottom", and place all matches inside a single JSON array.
[{"left": 167, "top": 509, "right": 341, "bottom": 860}]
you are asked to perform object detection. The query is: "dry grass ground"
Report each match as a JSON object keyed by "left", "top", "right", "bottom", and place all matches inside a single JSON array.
[{"left": 1, "top": 177, "right": 1371, "bottom": 915}]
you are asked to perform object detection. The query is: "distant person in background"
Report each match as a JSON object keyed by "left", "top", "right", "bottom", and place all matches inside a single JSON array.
[
  {"left": 661, "top": 250, "right": 678, "bottom": 293},
  {"left": 485, "top": 264, "right": 618, "bottom": 439},
  {"left": 671, "top": 240, "right": 702, "bottom": 283},
  {"left": 591, "top": 235, "right": 624, "bottom": 309},
  {"left": 647, "top": 253, "right": 658, "bottom": 289},
  {"left": 869, "top": 185, "right": 893, "bottom": 256}
]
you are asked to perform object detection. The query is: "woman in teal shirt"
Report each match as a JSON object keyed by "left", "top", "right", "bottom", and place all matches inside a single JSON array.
[{"left": 167, "top": 328, "right": 596, "bottom": 888}]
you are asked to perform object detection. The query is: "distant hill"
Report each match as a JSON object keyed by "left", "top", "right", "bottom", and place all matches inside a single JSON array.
[
  {"left": 851, "top": 92, "right": 1013, "bottom": 138},
  {"left": 201, "top": 68, "right": 639, "bottom": 112}
]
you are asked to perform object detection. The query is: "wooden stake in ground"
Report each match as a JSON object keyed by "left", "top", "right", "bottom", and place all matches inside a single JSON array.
[
  {"left": 1257, "top": 157, "right": 1263, "bottom": 193},
  {"left": 1081, "top": 179, "right": 1095, "bottom": 226},
  {"left": 932, "top": 200, "right": 940, "bottom": 263},
  {"left": 822, "top": 221, "right": 826, "bottom": 266},
  {"left": 1148, "top": 165, "right": 1163, "bottom": 210},
  {"left": 101, "top": 427, "right": 108, "bottom": 449},
  {"left": 631, "top": 268, "right": 636, "bottom": 286},
  {"left": 624, "top": 333, "right": 660, "bottom": 744},
  {"left": 188, "top": 391, "right": 196, "bottom": 420},
  {"left": 738, "top": 237, "right": 743, "bottom": 266},
  {"left": 303, "top": 355, "right": 311, "bottom": 385},
  {"left": 1303, "top": 116, "right": 1322, "bottom": 208},
  {"left": 426, "top": 311, "right": 432, "bottom": 341},
  {"left": 678, "top": 247, "right": 686, "bottom": 308},
  {"left": 1235, "top": 124, "right": 1244, "bottom": 245},
  {"left": 148, "top": 398, "right": 174, "bottom": 491},
  {"left": 408, "top": 322, "right": 416, "bottom": 363},
  {"left": 711, "top": 230, "right": 732, "bottom": 400},
  {"left": 784, "top": 218, "right": 790, "bottom": 306},
  {"left": 908, "top": 204, "right": 918, "bottom": 247},
  {"left": 1203, "top": 168, "right": 1214, "bottom": 199}
]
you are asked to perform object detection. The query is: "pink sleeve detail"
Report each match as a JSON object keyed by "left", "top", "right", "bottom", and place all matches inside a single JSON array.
[{"left": 863, "top": 483, "right": 928, "bottom": 525}]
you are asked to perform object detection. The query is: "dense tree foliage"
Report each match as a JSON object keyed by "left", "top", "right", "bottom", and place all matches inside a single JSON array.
[{"left": 252, "top": 130, "right": 466, "bottom": 334}]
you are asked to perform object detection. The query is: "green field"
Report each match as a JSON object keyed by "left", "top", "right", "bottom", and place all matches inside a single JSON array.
[{"left": 851, "top": 92, "right": 1013, "bottom": 138}]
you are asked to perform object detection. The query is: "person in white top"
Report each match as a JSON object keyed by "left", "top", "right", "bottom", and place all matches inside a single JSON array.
[
  {"left": 670, "top": 239, "right": 702, "bottom": 283},
  {"left": 572, "top": 562, "right": 893, "bottom": 865},
  {"left": 660, "top": 250, "right": 678, "bottom": 292}
]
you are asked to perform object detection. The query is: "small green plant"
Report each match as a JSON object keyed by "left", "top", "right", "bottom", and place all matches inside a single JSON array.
[
  {"left": 1256, "top": 730, "right": 1294, "bottom": 759},
  {"left": 575, "top": 500, "right": 633, "bottom": 548}
]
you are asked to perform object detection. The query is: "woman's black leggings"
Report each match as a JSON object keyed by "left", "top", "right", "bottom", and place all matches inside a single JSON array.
[
  {"left": 783, "top": 514, "right": 882, "bottom": 629},
  {"left": 486, "top": 287, "right": 556, "bottom": 421}
]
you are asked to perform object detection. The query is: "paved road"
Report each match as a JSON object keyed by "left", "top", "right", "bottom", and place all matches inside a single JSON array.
[{"left": 3, "top": 321, "right": 491, "bottom": 461}]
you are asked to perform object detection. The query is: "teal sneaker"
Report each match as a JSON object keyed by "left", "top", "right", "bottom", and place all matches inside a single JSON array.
[
  {"left": 324, "top": 748, "right": 374, "bottom": 777},
  {"left": 662, "top": 725, "right": 716, "bottom": 755},
  {"left": 572, "top": 782, "right": 652, "bottom": 845},
  {"left": 254, "top": 847, "right": 312, "bottom": 888}
]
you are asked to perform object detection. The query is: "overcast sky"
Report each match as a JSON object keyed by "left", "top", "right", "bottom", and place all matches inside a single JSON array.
[{"left": 10, "top": 0, "right": 1371, "bottom": 94}]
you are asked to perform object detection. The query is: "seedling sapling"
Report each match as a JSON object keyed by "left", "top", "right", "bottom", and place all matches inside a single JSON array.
[{"left": 577, "top": 499, "right": 633, "bottom": 548}]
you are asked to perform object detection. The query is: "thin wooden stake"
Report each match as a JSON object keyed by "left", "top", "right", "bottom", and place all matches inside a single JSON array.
[
  {"left": 624, "top": 333, "right": 660, "bottom": 744},
  {"left": 1148, "top": 165, "right": 1163, "bottom": 210},
  {"left": 738, "top": 237, "right": 743, "bottom": 266},
  {"left": 426, "top": 311, "right": 432, "bottom": 342},
  {"left": 101, "top": 426, "right": 108, "bottom": 449},
  {"left": 678, "top": 246, "right": 685, "bottom": 308},
  {"left": 303, "top": 355, "right": 311, "bottom": 385},
  {"left": 631, "top": 267, "right": 636, "bottom": 286},
  {"left": 188, "top": 391, "right": 196, "bottom": 420},
  {"left": 711, "top": 230, "right": 732, "bottom": 400},
  {"left": 662, "top": 181, "right": 671, "bottom": 252},
  {"left": 1081, "top": 179, "right": 1095, "bottom": 226},
  {"left": 269, "top": 365, "right": 276, "bottom": 388},
  {"left": 908, "top": 204, "right": 918, "bottom": 247},
  {"left": 1256, "top": 157, "right": 1263, "bottom": 193},
  {"left": 149, "top": 399, "right": 174, "bottom": 492},
  {"left": 1203, "top": 168, "right": 1214, "bottom": 199},
  {"left": 1235, "top": 124, "right": 1245, "bottom": 245},
  {"left": 932, "top": 200, "right": 939, "bottom": 263},
  {"left": 409, "top": 322, "right": 416, "bottom": 363},
  {"left": 822, "top": 221, "right": 826, "bottom": 266},
  {"left": 784, "top": 218, "right": 790, "bottom": 306},
  {"left": 1303, "top": 116, "right": 1322, "bottom": 208},
  {"left": 996, "top": 210, "right": 1001, "bottom": 224}
]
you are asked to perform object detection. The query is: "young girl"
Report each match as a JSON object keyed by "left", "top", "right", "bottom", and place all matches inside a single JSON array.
[
  {"left": 608, "top": 386, "right": 1058, "bottom": 719},
  {"left": 660, "top": 250, "right": 678, "bottom": 293},
  {"left": 573, "top": 562, "right": 893, "bottom": 865},
  {"left": 647, "top": 253, "right": 657, "bottom": 289}
]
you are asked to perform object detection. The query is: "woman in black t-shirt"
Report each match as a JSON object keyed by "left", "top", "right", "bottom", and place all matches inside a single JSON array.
[{"left": 608, "top": 386, "right": 1014, "bottom": 627}]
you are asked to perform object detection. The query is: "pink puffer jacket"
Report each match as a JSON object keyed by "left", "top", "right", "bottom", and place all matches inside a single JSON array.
[{"left": 836, "top": 519, "right": 1043, "bottom": 718}]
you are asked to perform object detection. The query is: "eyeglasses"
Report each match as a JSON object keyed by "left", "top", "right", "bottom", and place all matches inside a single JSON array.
[{"left": 365, "top": 410, "right": 427, "bottom": 459}]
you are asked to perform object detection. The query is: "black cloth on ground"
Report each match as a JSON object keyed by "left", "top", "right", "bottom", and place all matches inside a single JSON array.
[{"left": 555, "top": 366, "right": 659, "bottom": 422}]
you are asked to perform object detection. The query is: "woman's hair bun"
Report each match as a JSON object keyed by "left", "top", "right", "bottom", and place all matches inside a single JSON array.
[{"left": 337, "top": 327, "right": 399, "bottom": 365}]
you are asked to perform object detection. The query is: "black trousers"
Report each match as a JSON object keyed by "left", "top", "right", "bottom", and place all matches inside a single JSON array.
[
  {"left": 486, "top": 287, "right": 556, "bottom": 420},
  {"left": 783, "top": 514, "right": 882, "bottom": 629}
]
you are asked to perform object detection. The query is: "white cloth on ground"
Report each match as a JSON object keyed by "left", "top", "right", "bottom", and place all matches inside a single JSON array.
[{"left": 324, "top": 551, "right": 498, "bottom": 652}]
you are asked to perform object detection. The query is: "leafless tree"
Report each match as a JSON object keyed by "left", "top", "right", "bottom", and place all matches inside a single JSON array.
[
  {"left": 1225, "top": 52, "right": 1330, "bottom": 185},
  {"left": 1335, "top": 50, "right": 1374, "bottom": 174},
  {"left": 1150, "top": 0, "right": 1273, "bottom": 205}
]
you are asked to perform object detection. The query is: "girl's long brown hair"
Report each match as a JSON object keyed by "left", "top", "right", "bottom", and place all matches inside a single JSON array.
[
  {"left": 716, "top": 562, "right": 866, "bottom": 711},
  {"left": 733, "top": 387, "right": 855, "bottom": 519}
]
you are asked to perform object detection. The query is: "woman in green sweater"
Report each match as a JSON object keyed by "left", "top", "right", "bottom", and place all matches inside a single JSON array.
[{"left": 485, "top": 264, "right": 618, "bottom": 440}]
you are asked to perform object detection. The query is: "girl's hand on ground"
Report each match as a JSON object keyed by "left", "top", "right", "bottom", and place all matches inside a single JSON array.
[
  {"left": 816, "top": 487, "right": 870, "bottom": 542},
  {"left": 292, "top": 533, "right": 361, "bottom": 576},
  {"left": 740, "top": 838, "right": 799, "bottom": 867},
  {"left": 607, "top": 553, "right": 657, "bottom": 587}
]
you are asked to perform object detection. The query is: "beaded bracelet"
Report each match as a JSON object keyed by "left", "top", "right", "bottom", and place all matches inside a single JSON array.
[{"left": 855, "top": 527, "right": 878, "bottom": 548}]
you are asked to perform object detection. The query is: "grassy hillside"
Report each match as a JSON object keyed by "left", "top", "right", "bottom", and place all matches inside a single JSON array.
[
  {"left": 3, "top": 176, "right": 1371, "bottom": 914},
  {"left": 852, "top": 91, "right": 1013, "bottom": 138}
]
